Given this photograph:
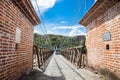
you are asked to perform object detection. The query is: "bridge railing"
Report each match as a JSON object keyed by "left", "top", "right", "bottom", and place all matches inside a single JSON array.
[
  {"left": 33, "top": 45, "right": 54, "bottom": 68},
  {"left": 61, "top": 46, "right": 88, "bottom": 68}
]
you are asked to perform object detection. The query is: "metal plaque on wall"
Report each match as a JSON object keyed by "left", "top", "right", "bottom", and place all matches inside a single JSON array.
[{"left": 103, "top": 32, "right": 111, "bottom": 41}]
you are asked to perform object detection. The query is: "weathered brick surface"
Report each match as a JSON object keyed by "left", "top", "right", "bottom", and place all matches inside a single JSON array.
[
  {"left": 0, "top": 0, "right": 36, "bottom": 80},
  {"left": 86, "top": 2, "right": 120, "bottom": 77}
]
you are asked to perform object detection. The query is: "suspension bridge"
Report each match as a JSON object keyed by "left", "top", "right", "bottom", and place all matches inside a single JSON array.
[{"left": 19, "top": 46, "right": 102, "bottom": 80}]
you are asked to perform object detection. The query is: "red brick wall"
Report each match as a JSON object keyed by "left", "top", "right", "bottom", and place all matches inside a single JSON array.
[
  {"left": 86, "top": 2, "right": 120, "bottom": 77},
  {"left": 0, "top": 0, "right": 34, "bottom": 80}
]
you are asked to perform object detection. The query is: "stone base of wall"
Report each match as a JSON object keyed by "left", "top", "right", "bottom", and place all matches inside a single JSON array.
[
  {"left": 88, "top": 66, "right": 120, "bottom": 80},
  {"left": 99, "top": 68, "right": 120, "bottom": 80}
]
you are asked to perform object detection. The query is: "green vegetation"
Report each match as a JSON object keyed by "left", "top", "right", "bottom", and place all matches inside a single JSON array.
[{"left": 34, "top": 33, "right": 85, "bottom": 49}]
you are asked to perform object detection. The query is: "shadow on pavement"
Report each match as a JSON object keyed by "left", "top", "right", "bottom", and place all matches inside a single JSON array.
[{"left": 19, "top": 69, "right": 66, "bottom": 80}]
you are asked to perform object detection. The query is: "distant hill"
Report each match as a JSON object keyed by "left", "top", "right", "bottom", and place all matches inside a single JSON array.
[{"left": 34, "top": 33, "right": 85, "bottom": 49}]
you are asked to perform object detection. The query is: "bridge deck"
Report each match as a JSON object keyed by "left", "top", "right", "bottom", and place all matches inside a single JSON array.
[{"left": 21, "top": 53, "right": 102, "bottom": 80}]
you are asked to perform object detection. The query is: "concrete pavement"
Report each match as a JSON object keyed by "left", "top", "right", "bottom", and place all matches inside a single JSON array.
[{"left": 20, "top": 53, "right": 102, "bottom": 80}]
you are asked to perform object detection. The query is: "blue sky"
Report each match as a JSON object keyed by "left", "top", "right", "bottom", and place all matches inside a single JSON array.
[{"left": 31, "top": 0, "right": 95, "bottom": 36}]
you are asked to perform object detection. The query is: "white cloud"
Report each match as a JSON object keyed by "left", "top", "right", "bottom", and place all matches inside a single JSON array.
[
  {"left": 47, "top": 31, "right": 54, "bottom": 34},
  {"left": 34, "top": 29, "right": 41, "bottom": 34},
  {"left": 68, "top": 28, "right": 86, "bottom": 37},
  {"left": 60, "top": 21, "right": 67, "bottom": 24},
  {"left": 52, "top": 25, "right": 85, "bottom": 30},
  {"left": 52, "top": 25, "right": 86, "bottom": 36},
  {"left": 31, "top": 0, "right": 57, "bottom": 14},
  {"left": 94, "top": 0, "right": 97, "bottom": 3},
  {"left": 34, "top": 24, "right": 86, "bottom": 36}
]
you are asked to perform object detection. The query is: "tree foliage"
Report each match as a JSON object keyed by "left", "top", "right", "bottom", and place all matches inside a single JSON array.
[{"left": 34, "top": 33, "right": 85, "bottom": 49}]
